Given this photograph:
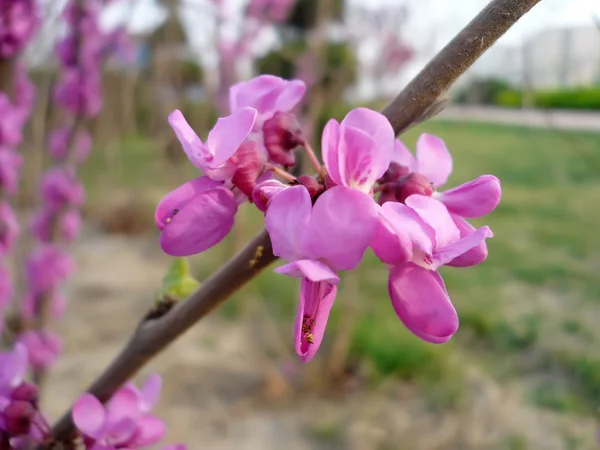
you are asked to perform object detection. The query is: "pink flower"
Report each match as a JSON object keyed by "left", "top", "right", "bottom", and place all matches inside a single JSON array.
[
  {"left": 252, "top": 178, "right": 289, "bottom": 213},
  {"left": 322, "top": 107, "right": 395, "bottom": 194},
  {"left": 372, "top": 195, "right": 493, "bottom": 343},
  {"left": 30, "top": 207, "right": 81, "bottom": 243},
  {"left": 229, "top": 75, "right": 306, "bottom": 127},
  {"left": 0, "top": 146, "right": 23, "bottom": 195},
  {"left": 41, "top": 167, "right": 85, "bottom": 209},
  {"left": 0, "top": 0, "right": 40, "bottom": 58},
  {"left": 0, "top": 266, "right": 13, "bottom": 310},
  {"left": 21, "top": 290, "right": 66, "bottom": 321},
  {"left": 168, "top": 108, "right": 257, "bottom": 181},
  {"left": 48, "top": 128, "right": 93, "bottom": 164},
  {"left": 73, "top": 374, "right": 166, "bottom": 449},
  {"left": 16, "top": 330, "right": 62, "bottom": 372},
  {"left": 248, "top": 0, "right": 295, "bottom": 22},
  {"left": 53, "top": 68, "right": 103, "bottom": 118},
  {"left": 263, "top": 111, "right": 304, "bottom": 166},
  {"left": 382, "top": 135, "right": 501, "bottom": 266},
  {"left": 155, "top": 177, "right": 238, "bottom": 257},
  {"left": 265, "top": 185, "right": 378, "bottom": 361},
  {"left": 25, "top": 245, "right": 75, "bottom": 294},
  {"left": 0, "top": 201, "right": 20, "bottom": 257},
  {"left": 0, "top": 95, "right": 25, "bottom": 147}
]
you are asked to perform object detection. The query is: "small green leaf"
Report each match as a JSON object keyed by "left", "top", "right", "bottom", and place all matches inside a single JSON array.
[{"left": 159, "top": 258, "right": 200, "bottom": 301}]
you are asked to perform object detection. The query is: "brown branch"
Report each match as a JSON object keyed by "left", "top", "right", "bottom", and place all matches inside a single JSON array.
[
  {"left": 382, "top": 0, "right": 542, "bottom": 135},
  {"left": 50, "top": 0, "right": 542, "bottom": 442}
]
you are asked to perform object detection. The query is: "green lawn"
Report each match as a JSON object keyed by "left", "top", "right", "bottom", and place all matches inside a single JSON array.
[{"left": 83, "top": 120, "right": 600, "bottom": 418}]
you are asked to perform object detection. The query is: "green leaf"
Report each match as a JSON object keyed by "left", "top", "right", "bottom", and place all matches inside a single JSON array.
[{"left": 159, "top": 258, "right": 200, "bottom": 301}]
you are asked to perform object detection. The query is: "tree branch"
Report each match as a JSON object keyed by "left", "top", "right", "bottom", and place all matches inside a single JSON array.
[
  {"left": 383, "top": 0, "right": 542, "bottom": 135},
  {"left": 50, "top": 0, "right": 542, "bottom": 442}
]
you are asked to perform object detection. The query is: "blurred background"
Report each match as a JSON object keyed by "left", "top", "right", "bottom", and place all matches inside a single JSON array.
[{"left": 15, "top": 0, "right": 600, "bottom": 448}]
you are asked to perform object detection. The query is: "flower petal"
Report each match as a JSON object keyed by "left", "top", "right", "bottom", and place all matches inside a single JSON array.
[
  {"left": 157, "top": 179, "right": 238, "bottom": 257},
  {"left": 72, "top": 394, "right": 106, "bottom": 439},
  {"left": 338, "top": 125, "right": 384, "bottom": 192},
  {"left": 388, "top": 263, "right": 458, "bottom": 344},
  {"left": 168, "top": 110, "right": 210, "bottom": 170},
  {"left": 370, "top": 212, "right": 412, "bottom": 265},
  {"left": 415, "top": 133, "right": 453, "bottom": 188},
  {"left": 273, "top": 79, "right": 307, "bottom": 112},
  {"left": 445, "top": 215, "right": 491, "bottom": 267},
  {"left": 436, "top": 175, "right": 501, "bottom": 218},
  {"left": 381, "top": 201, "right": 434, "bottom": 255},
  {"left": 265, "top": 185, "right": 311, "bottom": 261},
  {"left": 433, "top": 225, "right": 493, "bottom": 268},
  {"left": 139, "top": 374, "right": 162, "bottom": 413},
  {"left": 321, "top": 119, "right": 342, "bottom": 186},
  {"left": 391, "top": 139, "right": 417, "bottom": 171},
  {"left": 275, "top": 259, "right": 340, "bottom": 284},
  {"left": 106, "top": 417, "right": 137, "bottom": 445},
  {"left": 106, "top": 386, "right": 142, "bottom": 424},
  {"left": 294, "top": 279, "right": 337, "bottom": 362},
  {"left": 0, "top": 343, "right": 28, "bottom": 388},
  {"left": 229, "top": 75, "right": 285, "bottom": 113},
  {"left": 252, "top": 178, "right": 288, "bottom": 213},
  {"left": 302, "top": 186, "right": 378, "bottom": 271},
  {"left": 131, "top": 415, "right": 167, "bottom": 446},
  {"left": 206, "top": 107, "right": 257, "bottom": 167},
  {"left": 405, "top": 195, "right": 459, "bottom": 249}
]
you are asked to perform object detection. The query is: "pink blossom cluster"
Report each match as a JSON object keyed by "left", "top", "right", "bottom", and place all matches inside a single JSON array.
[
  {"left": 156, "top": 74, "right": 502, "bottom": 362},
  {"left": 20, "top": 0, "right": 107, "bottom": 374},
  {"left": 0, "top": 343, "right": 183, "bottom": 448},
  {"left": 0, "top": 0, "right": 40, "bottom": 58},
  {"left": 246, "top": 0, "right": 296, "bottom": 24}
]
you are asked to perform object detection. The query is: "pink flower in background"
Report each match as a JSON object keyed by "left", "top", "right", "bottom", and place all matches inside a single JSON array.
[
  {"left": 30, "top": 208, "right": 81, "bottom": 243},
  {"left": 266, "top": 185, "right": 379, "bottom": 361},
  {"left": 73, "top": 374, "right": 166, "bottom": 449},
  {"left": 380, "top": 134, "right": 501, "bottom": 266},
  {"left": 372, "top": 196, "right": 493, "bottom": 343},
  {"left": 48, "top": 128, "right": 93, "bottom": 164},
  {"left": 41, "top": 167, "right": 85, "bottom": 209},
  {"left": 0, "top": 95, "right": 25, "bottom": 147},
  {"left": 156, "top": 177, "right": 238, "bottom": 257},
  {"left": 14, "top": 62, "right": 36, "bottom": 114},
  {"left": 0, "top": 201, "right": 20, "bottom": 256},
  {"left": 0, "top": 0, "right": 40, "bottom": 58},
  {"left": 21, "top": 290, "right": 66, "bottom": 321},
  {"left": 0, "top": 146, "right": 23, "bottom": 195},
  {"left": 248, "top": 0, "right": 295, "bottom": 23},
  {"left": 0, "top": 266, "right": 13, "bottom": 310},
  {"left": 16, "top": 330, "right": 62, "bottom": 372},
  {"left": 53, "top": 68, "right": 103, "bottom": 118},
  {"left": 229, "top": 75, "right": 306, "bottom": 127},
  {"left": 168, "top": 107, "right": 257, "bottom": 181},
  {"left": 322, "top": 107, "right": 395, "bottom": 194},
  {"left": 25, "top": 245, "right": 75, "bottom": 294}
]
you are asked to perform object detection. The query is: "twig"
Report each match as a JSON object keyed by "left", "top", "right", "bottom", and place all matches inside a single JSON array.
[
  {"left": 382, "top": 0, "right": 542, "bottom": 135},
  {"left": 49, "top": 0, "right": 542, "bottom": 442}
]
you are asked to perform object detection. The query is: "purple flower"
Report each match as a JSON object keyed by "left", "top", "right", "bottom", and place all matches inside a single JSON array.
[
  {"left": 0, "top": 265, "right": 13, "bottom": 310},
  {"left": 48, "top": 127, "right": 93, "bottom": 164},
  {"left": 21, "top": 290, "right": 66, "bottom": 321},
  {"left": 168, "top": 107, "right": 257, "bottom": 181},
  {"left": 0, "top": 201, "right": 19, "bottom": 257},
  {"left": 372, "top": 196, "right": 493, "bottom": 343},
  {"left": 229, "top": 75, "right": 306, "bottom": 127},
  {"left": 30, "top": 208, "right": 81, "bottom": 243},
  {"left": 25, "top": 245, "right": 75, "bottom": 294},
  {"left": 73, "top": 374, "right": 166, "bottom": 449},
  {"left": 383, "top": 135, "right": 501, "bottom": 266},
  {"left": 53, "top": 68, "right": 103, "bottom": 118},
  {"left": 0, "top": 95, "right": 25, "bottom": 147},
  {"left": 0, "top": 0, "right": 40, "bottom": 58},
  {"left": 266, "top": 185, "right": 378, "bottom": 361},
  {"left": 16, "top": 330, "right": 62, "bottom": 372},
  {"left": 14, "top": 62, "right": 36, "bottom": 114},
  {"left": 41, "top": 167, "right": 85, "bottom": 209},
  {"left": 0, "top": 146, "right": 23, "bottom": 195},
  {"left": 155, "top": 177, "right": 238, "bottom": 257}
]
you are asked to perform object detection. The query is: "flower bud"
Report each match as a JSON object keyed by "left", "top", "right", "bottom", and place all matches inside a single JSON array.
[
  {"left": 230, "top": 141, "right": 266, "bottom": 198},
  {"left": 11, "top": 383, "right": 39, "bottom": 404},
  {"left": 378, "top": 162, "right": 410, "bottom": 184},
  {"left": 391, "top": 173, "right": 434, "bottom": 204},
  {"left": 263, "top": 111, "right": 303, "bottom": 166},
  {"left": 297, "top": 175, "right": 323, "bottom": 199},
  {"left": 252, "top": 179, "right": 288, "bottom": 213},
  {"left": 4, "top": 401, "right": 35, "bottom": 435}
]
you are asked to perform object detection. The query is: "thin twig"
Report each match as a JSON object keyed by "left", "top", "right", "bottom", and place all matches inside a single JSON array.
[
  {"left": 382, "top": 0, "right": 542, "bottom": 135},
  {"left": 49, "top": 0, "right": 542, "bottom": 442}
]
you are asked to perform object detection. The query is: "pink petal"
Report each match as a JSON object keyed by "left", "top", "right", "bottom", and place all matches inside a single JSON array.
[
  {"left": 0, "top": 343, "right": 28, "bottom": 388},
  {"left": 436, "top": 175, "right": 501, "bottom": 218},
  {"left": 72, "top": 394, "right": 106, "bottom": 439},
  {"left": 106, "top": 387, "right": 142, "bottom": 424},
  {"left": 156, "top": 178, "right": 238, "bottom": 257},
  {"left": 265, "top": 185, "right": 311, "bottom": 261},
  {"left": 391, "top": 139, "right": 417, "bottom": 171},
  {"left": 294, "top": 279, "right": 337, "bottom": 362},
  {"left": 272, "top": 79, "right": 307, "bottom": 112},
  {"left": 275, "top": 259, "right": 340, "bottom": 284},
  {"left": 415, "top": 133, "right": 453, "bottom": 188},
  {"left": 381, "top": 201, "right": 434, "bottom": 255},
  {"left": 321, "top": 119, "right": 342, "bottom": 186},
  {"left": 206, "top": 107, "right": 257, "bottom": 167},
  {"left": 168, "top": 110, "right": 210, "bottom": 170},
  {"left": 131, "top": 415, "right": 166, "bottom": 446},
  {"left": 433, "top": 225, "right": 493, "bottom": 268},
  {"left": 106, "top": 417, "right": 137, "bottom": 445},
  {"left": 252, "top": 178, "right": 288, "bottom": 213},
  {"left": 229, "top": 75, "right": 285, "bottom": 113},
  {"left": 163, "top": 445, "right": 187, "bottom": 450},
  {"left": 340, "top": 107, "right": 395, "bottom": 170},
  {"left": 370, "top": 213, "right": 412, "bottom": 265},
  {"left": 388, "top": 263, "right": 458, "bottom": 344},
  {"left": 446, "top": 215, "right": 490, "bottom": 267},
  {"left": 139, "top": 374, "right": 161, "bottom": 413},
  {"left": 301, "top": 186, "right": 378, "bottom": 271},
  {"left": 338, "top": 125, "right": 383, "bottom": 192},
  {"left": 405, "top": 195, "right": 459, "bottom": 249}
]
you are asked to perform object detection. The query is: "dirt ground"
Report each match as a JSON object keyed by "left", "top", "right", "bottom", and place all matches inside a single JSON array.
[{"left": 40, "top": 228, "right": 598, "bottom": 450}]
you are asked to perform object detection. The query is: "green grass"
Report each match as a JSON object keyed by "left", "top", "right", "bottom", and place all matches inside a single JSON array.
[{"left": 83, "top": 120, "right": 600, "bottom": 417}]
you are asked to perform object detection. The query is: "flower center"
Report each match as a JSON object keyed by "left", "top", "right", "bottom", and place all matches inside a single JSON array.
[{"left": 301, "top": 314, "right": 315, "bottom": 345}]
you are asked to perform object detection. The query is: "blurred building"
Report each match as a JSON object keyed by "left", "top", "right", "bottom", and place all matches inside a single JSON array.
[{"left": 462, "top": 25, "right": 600, "bottom": 88}]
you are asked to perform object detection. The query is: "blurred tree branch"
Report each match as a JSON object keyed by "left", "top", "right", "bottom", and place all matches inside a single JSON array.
[{"left": 48, "top": 0, "right": 542, "bottom": 443}]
